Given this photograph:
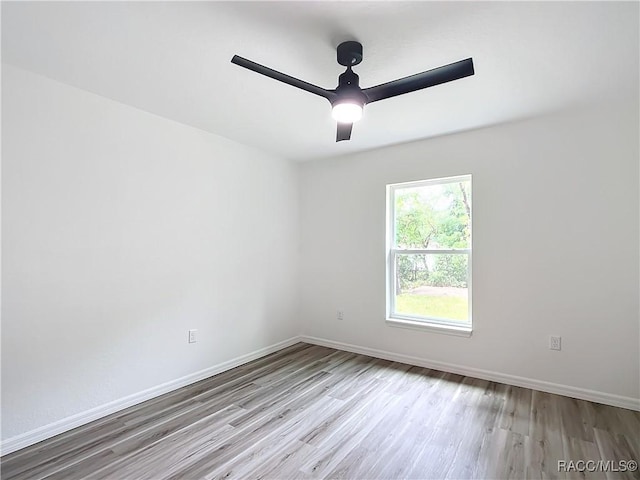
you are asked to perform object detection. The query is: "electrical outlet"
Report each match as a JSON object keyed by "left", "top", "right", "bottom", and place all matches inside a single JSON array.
[
  {"left": 549, "top": 335, "right": 561, "bottom": 351},
  {"left": 188, "top": 329, "right": 198, "bottom": 343},
  {"left": 337, "top": 310, "right": 344, "bottom": 321}
]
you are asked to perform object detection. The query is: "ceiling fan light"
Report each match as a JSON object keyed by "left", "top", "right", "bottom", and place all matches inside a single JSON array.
[{"left": 332, "top": 102, "right": 363, "bottom": 123}]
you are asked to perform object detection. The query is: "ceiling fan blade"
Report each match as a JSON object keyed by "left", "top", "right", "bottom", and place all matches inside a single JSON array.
[
  {"left": 231, "top": 55, "right": 336, "bottom": 101},
  {"left": 363, "top": 58, "right": 474, "bottom": 103},
  {"left": 336, "top": 122, "right": 353, "bottom": 142}
]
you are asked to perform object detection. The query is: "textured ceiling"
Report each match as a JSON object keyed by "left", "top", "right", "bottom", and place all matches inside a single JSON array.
[{"left": 2, "top": 1, "right": 638, "bottom": 161}]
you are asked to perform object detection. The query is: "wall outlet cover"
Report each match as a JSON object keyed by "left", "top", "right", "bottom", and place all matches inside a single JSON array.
[
  {"left": 549, "top": 335, "right": 561, "bottom": 351},
  {"left": 188, "top": 329, "right": 198, "bottom": 343}
]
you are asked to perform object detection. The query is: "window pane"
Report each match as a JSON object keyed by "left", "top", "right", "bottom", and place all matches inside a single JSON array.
[
  {"left": 394, "top": 253, "right": 469, "bottom": 322},
  {"left": 394, "top": 180, "right": 471, "bottom": 249}
]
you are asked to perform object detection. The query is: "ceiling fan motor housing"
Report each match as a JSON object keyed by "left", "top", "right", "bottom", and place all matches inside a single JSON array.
[{"left": 333, "top": 68, "right": 368, "bottom": 109}]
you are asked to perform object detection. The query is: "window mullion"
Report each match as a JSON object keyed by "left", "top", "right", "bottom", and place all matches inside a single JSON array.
[{"left": 391, "top": 249, "right": 470, "bottom": 255}]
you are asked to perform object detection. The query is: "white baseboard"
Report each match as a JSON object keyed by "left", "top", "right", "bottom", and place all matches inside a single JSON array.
[
  {"left": 0, "top": 336, "right": 302, "bottom": 456},
  {"left": 301, "top": 335, "right": 640, "bottom": 412},
  {"left": 4, "top": 334, "right": 637, "bottom": 456}
]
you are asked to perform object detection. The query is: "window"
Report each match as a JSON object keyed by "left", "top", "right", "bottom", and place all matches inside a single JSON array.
[{"left": 386, "top": 175, "right": 472, "bottom": 335}]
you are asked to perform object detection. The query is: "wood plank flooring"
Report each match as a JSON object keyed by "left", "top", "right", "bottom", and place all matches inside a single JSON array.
[{"left": 2, "top": 343, "right": 638, "bottom": 479}]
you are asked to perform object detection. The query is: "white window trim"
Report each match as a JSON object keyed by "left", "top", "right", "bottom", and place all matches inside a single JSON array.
[
  {"left": 385, "top": 317, "right": 472, "bottom": 337},
  {"left": 386, "top": 175, "right": 472, "bottom": 335}
]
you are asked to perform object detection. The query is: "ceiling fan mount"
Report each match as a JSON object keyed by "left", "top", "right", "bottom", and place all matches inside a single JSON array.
[
  {"left": 336, "top": 41, "right": 363, "bottom": 67},
  {"left": 231, "top": 41, "right": 474, "bottom": 142}
]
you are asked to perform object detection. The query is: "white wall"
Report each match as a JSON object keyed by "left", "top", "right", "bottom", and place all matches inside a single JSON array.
[
  {"left": 1, "top": 65, "right": 299, "bottom": 441},
  {"left": 298, "top": 102, "right": 639, "bottom": 403},
  {"left": 2, "top": 61, "right": 638, "bottom": 449}
]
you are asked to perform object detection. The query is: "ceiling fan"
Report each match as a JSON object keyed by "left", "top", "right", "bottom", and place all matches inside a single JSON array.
[{"left": 231, "top": 41, "right": 474, "bottom": 142}]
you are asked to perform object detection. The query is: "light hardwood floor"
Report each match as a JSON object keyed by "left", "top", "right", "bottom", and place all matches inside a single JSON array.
[{"left": 1, "top": 343, "right": 638, "bottom": 480}]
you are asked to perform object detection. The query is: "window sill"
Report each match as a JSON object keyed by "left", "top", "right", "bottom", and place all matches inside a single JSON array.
[{"left": 385, "top": 317, "right": 472, "bottom": 337}]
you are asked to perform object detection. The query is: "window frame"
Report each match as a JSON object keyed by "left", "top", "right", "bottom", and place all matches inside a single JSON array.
[{"left": 386, "top": 175, "right": 473, "bottom": 336}]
